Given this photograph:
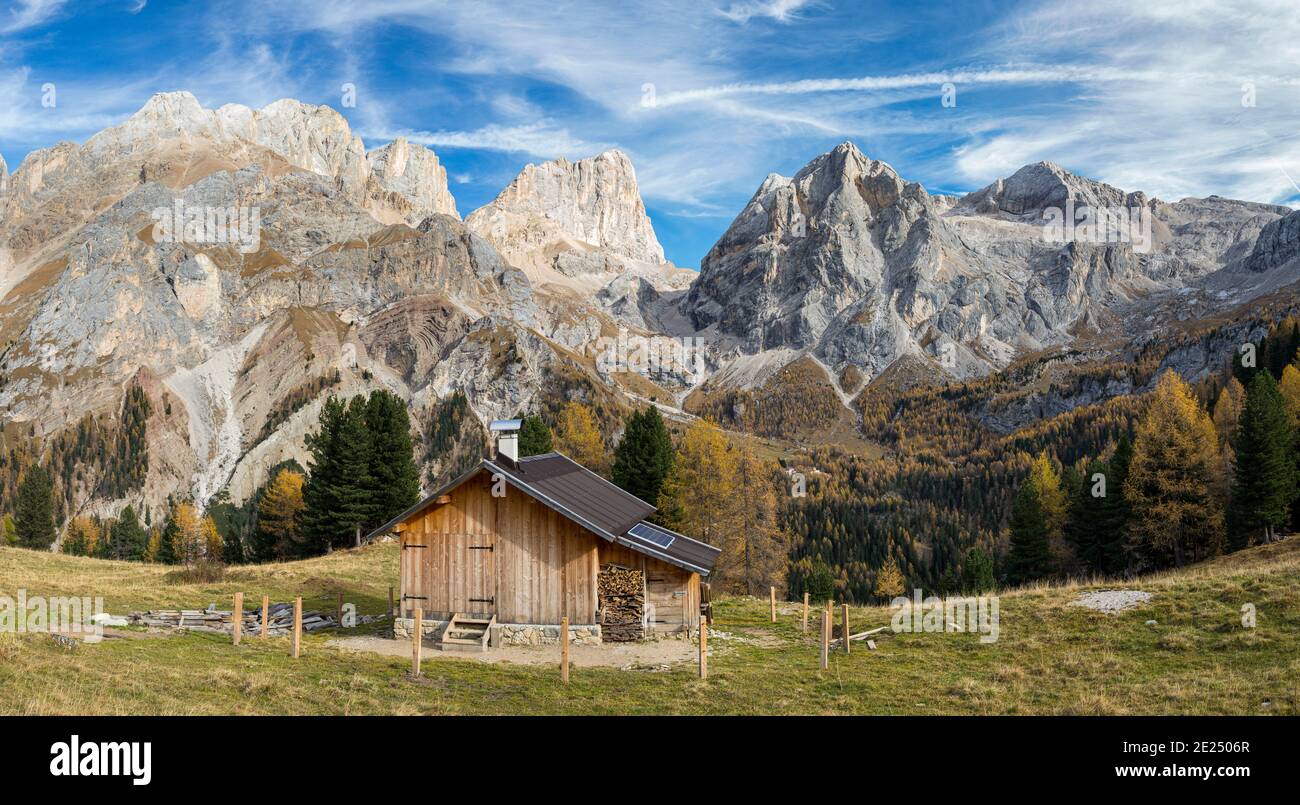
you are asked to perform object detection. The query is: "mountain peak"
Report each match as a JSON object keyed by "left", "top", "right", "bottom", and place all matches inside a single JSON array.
[
  {"left": 367, "top": 137, "right": 459, "bottom": 220},
  {"left": 959, "top": 160, "right": 1145, "bottom": 216},
  {"left": 466, "top": 148, "right": 665, "bottom": 272}
]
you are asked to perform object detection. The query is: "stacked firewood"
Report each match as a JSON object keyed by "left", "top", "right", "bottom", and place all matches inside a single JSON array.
[{"left": 598, "top": 564, "right": 645, "bottom": 642}]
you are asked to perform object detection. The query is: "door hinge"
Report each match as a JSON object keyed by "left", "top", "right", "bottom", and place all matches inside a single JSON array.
[
  {"left": 469, "top": 597, "right": 495, "bottom": 605},
  {"left": 402, "top": 543, "right": 427, "bottom": 549},
  {"left": 402, "top": 595, "right": 428, "bottom": 601},
  {"left": 468, "top": 545, "right": 494, "bottom": 552}
]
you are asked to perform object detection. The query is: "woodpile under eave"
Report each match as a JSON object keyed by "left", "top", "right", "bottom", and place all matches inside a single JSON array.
[{"left": 598, "top": 564, "right": 645, "bottom": 642}]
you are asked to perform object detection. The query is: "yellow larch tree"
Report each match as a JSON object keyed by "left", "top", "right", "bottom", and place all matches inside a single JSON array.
[
  {"left": 553, "top": 401, "right": 607, "bottom": 474},
  {"left": 1124, "top": 370, "right": 1225, "bottom": 567}
]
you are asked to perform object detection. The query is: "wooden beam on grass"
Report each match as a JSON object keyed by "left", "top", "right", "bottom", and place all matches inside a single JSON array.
[
  {"left": 232, "top": 592, "right": 243, "bottom": 646},
  {"left": 291, "top": 597, "right": 302, "bottom": 658},
  {"left": 560, "top": 616, "right": 570, "bottom": 685},
  {"left": 412, "top": 607, "right": 423, "bottom": 678}
]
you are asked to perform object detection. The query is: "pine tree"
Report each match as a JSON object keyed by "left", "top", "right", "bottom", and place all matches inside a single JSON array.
[
  {"left": 258, "top": 468, "right": 307, "bottom": 559},
  {"left": 144, "top": 528, "right": 162, "bottom": 562},
  {"left": 302, "top": 396, "right": 374, "bottom": 552},
  {"left": 1065, "top": 459, "right": 1110, "bottom": 574},
  {"left": 15, "top": 464, "right": 55, "bottom": 549},
  {"left": 959, "top": 547, "right": 995, "bottom": 594},
  {"left": 155, "top": 499, "right": 179, "bottom": 564},
  {"left": 1227, "top": 370, "right": 1296, "bottom": 547},
  {"left": 201, "top": 515, "right": 223, "bottom": 560},
  {"left": 1212, "top": 377, "right": 1247, "bottom": 454},
  {"left": 872, "top": 559, "right": 906, "bottom": 601},
  {"left": 106, "top": 506, "right": 147, "bottom": 561},
  {"left": 363, "top": 389, "right": 420, "bottom": 529},
  {"left": 168, "top": 501, "right": 204, "bottom": 565},
  {"left": 656, "top": 419, "right": 738, "bottom": 550},
  {"left": 1125, "top": 370, "right": 1225, "bottom": 567},
  {"left": 730, "top": 446, "right": 788, "bottom": 596},
  {"left": 517, "top": 414, "right": 553, "bottom": 457},
  {"left": 611, "top": 406, "right": 674, "bottom": 506},
  {"left": 1006, "top": 479, "right": 1051, "bottom": 585},
  {"left": 1100, "top": 435, "right": 1135, "bottom": 572},
  {"left": 553, "top": 401, "right": 606, "bottom": 472},
  {"left": 62, "top": 516, "right": 98, "bottom": 556},
  {"left": 1278, "top": 364, "right": 1300, "bottom": 427}
]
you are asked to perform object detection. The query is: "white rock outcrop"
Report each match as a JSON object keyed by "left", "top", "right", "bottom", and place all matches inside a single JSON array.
[
  {"left": 467, "top": 149, "right": 665, "bottom": 273},
  {"left": 367, "top": 137, "right": 459, "bottom": 220}
]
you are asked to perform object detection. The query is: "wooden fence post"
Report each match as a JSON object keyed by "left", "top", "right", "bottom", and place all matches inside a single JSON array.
[
  {"left": 699, "top": 618, "right": 708, "bottom": 680},
  {"left": 291, "top": 597, "right": 302, "bottom": 658},
  {"left": 411, "top": 607, "right": 423, "bottom": 677},
  {"left": 232, "top": 592, "right": 243, "bottom": 646},
  {"left": 560, "top": 616, "right": 570, "bottom": 684},
  {"left": 336, "top": 591, "right": 344, "bottom": 626},
  {"left": 260, "top": 595, "right": 269, "bottom": 638},
  {"left": 388, "top": 586, "right": 395, "bottom": 618},
  {"left": 770, "top": 586, "right": 776, "bottom": 623},
  {"left": 802, "top": 592, "right": 810, "bottom": 633},
  {"left": 820, "top": 611, "right": 829, "bottom": 670},
  {"left": 842, "top": 603, "right": 850, "bottom": 655}
]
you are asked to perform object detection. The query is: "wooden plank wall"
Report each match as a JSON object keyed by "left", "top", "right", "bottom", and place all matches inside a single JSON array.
[
  {"left": 399, "top": 472, "right": 599, "bottom": 624},
  {"left": 597, "top": 542, "right": 701, "bottom": 633}
]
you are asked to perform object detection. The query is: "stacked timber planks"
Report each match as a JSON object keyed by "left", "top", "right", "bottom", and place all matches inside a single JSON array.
[
  {"left": 598, "top": 564, "right": 645, "bottom": 642},
  {"left": 127, "top": 603, "right": 339, "bottom": 634}
]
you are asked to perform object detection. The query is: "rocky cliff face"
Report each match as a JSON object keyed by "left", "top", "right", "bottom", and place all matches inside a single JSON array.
[
  {"left": 3, "top": 94, "right": 1297, "bottom": 524},
  {"left": 366, "top": 137, "right": 460, "bottom": 222},
  {"left": 1244, "top": 208, "right": 1300, "bottom": 273},
  {"left": 0, "top": 93, "right": 546, "bottom": 515},
  {"left": 684, "top": 141, "right": 1292, "bottom": 394},
  {"left": 466, "top": 149, "right": 666, "bottom": 274}
]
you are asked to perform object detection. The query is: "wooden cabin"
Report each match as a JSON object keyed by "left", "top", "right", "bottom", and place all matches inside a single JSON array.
[{"left": 367, "top": 421, "right": 719, "bottom": 648}]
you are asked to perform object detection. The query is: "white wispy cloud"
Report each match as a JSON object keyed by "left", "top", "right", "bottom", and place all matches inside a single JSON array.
[
  {"left": 1, "top": 0, "right": 64, "bottom": 33},
  {"left": 717, "top": 0, "right": 814, "bottom": 23},
  {"left": 366, "top": 121, "right": 600, "bottom": 159}
]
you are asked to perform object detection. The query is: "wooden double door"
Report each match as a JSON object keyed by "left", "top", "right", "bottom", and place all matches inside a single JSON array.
[{"left": 402, "top": 529, "right": 496, "bottom": 619}]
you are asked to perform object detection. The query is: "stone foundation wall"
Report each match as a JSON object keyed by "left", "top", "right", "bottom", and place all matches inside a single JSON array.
[
  {"left": 493, "top": 623, "right": 601, "bottom": 647},
  {"left": 392, "top": 618, "right": 601, "bottom": 646},
  {"left": 392, "top": 617, "right": 449, "bottom": 640}
]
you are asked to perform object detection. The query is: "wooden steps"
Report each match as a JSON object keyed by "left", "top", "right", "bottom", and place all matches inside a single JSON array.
[{"left": 439, "top": 613, "right": 495, "bottom": 651}]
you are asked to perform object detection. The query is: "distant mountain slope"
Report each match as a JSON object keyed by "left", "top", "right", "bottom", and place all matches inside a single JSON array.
[{"left": 2, "top": 93, "right": 1298, "bottom": 535}]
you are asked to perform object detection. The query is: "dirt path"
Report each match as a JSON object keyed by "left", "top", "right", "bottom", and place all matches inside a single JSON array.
[{"left": 327, "top": 635, "right": 696, "bottom": 670}]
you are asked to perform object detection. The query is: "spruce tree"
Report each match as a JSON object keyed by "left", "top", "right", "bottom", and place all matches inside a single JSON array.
[
  {"left": 517, "top": 414, "right": 553, "bottom": 457},
  {"left": 1007, "top": 480, "right": 1051, "bottom": 585},
  {"left": 364, "top": 390, "right": 421, "bottom": 528},
  {"left": 14, "top": 464, "right": 55, "bottom": 549},
  {"left": 611, "top": 406, "right": 674, "bottom": 506},
  {"left": 959, "top": 547, "right": 995, "bottom": 594},
  {"left": 1227, "top": 371, "right": 1296, "bottom": 547},
  {"left": 107, "top": 506, "right": 147, "bottom": 561},
  {"left": 1065, "top": 459, "right": 1109, "bottom": 574},
  {"left": 155, "top": 497, "right": 179, "bottom": 564},
  {"left": 302, "top": 396, "right": 374, "bottom": 553},
  {"left": 1100, "top": 435, "right": 1134, "bottom": 572}
]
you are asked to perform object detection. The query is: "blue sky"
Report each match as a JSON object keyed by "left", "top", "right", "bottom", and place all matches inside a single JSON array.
[{"left": 3, "top": 0, "right": 1299, "bottom": 267}]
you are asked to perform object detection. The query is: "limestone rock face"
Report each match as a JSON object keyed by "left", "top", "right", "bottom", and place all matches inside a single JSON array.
[
  {"left": 467, "top": 149, "right": 665, "bottom": 272},
  {"left": 5, "top": 93, "right": 1300, "bottom": 523},
  {"left": 367, "top": 137, "right": 460, "bottom": 221},
  {"left": 1244, "top": 208, "right": 1300, "bottom": 273},
  {"left": 683, "top": 141, "right": 1294, "bottom": 391}
]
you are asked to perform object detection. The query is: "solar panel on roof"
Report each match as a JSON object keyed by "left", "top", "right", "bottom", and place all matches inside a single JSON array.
[{"left": 629, "top": 522, "right": 676, "bottom": 549}]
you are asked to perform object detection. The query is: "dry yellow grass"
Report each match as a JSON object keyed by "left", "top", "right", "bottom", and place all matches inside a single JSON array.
[{"left": 0, "top": 537, "right": 1296, "bottom": 715}]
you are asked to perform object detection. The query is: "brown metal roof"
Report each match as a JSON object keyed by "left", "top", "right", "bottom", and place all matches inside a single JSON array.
[
  {"left": 486, "top": 453, "right": 654, "bottom": 539},
  {"left": 367, "top": 451, "right": 719, "bottom": 576}
]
